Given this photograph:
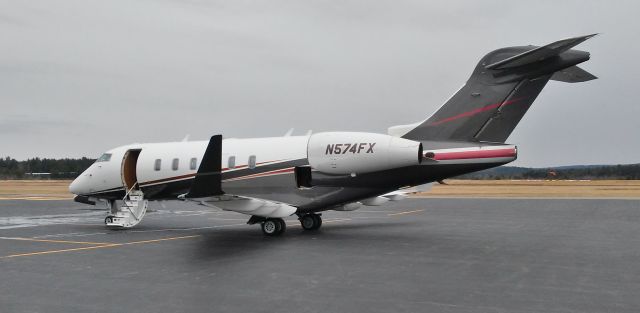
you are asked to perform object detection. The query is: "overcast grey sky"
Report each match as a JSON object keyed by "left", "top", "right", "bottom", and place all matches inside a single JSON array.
[{"left": 1, "top": 0, "right": 638, "bottom": 167}]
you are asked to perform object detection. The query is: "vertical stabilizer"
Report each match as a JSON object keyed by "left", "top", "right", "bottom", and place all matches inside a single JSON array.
[{"left": 400, "top": 34, "right": 596, "bottom": 143}]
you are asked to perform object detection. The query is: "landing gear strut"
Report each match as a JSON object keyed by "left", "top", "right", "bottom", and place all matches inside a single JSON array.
[
  {"left": 260, "top": 218, "right": 286, "bottom": 236},
  {"left": 299, "top": 213, "right": 322, "bottom": 231}
]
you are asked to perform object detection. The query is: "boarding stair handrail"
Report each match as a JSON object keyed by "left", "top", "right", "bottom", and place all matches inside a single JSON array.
[{"left": 122, "top": 182, "right": 143, "bottom": 221}]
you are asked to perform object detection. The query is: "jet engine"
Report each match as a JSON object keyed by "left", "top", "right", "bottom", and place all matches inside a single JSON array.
[{"left": 307, "top": 132, "right": 423, "bottom": 175}]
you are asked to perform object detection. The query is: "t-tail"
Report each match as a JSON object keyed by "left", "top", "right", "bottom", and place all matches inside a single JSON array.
[{"left": 391, "top": 34, "right": 597, "bottom": 143}]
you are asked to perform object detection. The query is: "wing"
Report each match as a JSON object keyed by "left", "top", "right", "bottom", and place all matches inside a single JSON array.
[
  {"left": 189, "top": 195, "right": 297, "bottom": 218},
  {"left": 381, "top": 183, "right": 433, "bottom": 201},
  {"left": 180, "top": 135, "right": 297, "bottom": 218}
]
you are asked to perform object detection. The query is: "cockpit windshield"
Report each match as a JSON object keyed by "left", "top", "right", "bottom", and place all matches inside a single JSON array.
[{"left": 96, "top": 153, "right": 112, "bottom": 162}]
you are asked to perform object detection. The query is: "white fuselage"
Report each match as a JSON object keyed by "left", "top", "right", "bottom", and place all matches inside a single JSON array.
[
  {"left": 69, "top": 131, "right": 516, "bottom": 218},
  {"left": 69, "top": 136, "right": 309, "bottom": 197}
]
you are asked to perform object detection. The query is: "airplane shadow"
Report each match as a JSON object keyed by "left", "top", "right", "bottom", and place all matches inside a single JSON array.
[{"left": 190, "top": 220, "right": 425, "bottom": 262}]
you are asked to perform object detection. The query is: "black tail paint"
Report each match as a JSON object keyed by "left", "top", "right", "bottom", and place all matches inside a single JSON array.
[
  {"left": 185, "top": 135, "right": 223, "bottom": 198},
  {"left": 402, "top": 34, "right": 596, "bottom": 143}
]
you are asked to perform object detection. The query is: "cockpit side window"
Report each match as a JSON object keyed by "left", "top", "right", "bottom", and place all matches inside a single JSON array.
[{"left": 96, "top": 153, "right": 112, "bottom": 162}]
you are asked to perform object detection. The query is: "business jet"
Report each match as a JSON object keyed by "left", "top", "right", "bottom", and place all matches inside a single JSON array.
[{"left": 69, "top": 34, "right": 596, "bottom": 236}]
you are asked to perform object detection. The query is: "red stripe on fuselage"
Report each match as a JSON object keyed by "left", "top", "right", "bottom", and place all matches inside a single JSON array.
[
  {"left": 139, "top": 159, "right": 287, "bottom": 186},
  {"left": 223, "top": 167, "right": 295, "bottom": 182},
  {"left": 140, "top": 173, "right": 196, "bottom": 186},
  {"left": 433, "top": 148, "right": 517, "bottom": 161}
]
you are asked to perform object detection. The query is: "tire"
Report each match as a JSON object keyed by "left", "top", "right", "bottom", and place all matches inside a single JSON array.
[
  {"left": 311, "top": 214, "right": 322, "bottom": 230},
  {"left": 262, "top": 219, "right": 278, "bottom": 236},
  {"left": 276, "top": 219, "right": 286, "bottom": 235},
  {"left": 300, "top": 215, "right": 316, "bottom": 230},
  {"left": 316, "top": 214, "right": 322, "bottom": 229}
]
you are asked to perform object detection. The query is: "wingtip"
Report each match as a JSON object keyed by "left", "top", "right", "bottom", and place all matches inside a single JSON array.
[{"left": 576, "top": 33, "right": 600, "bottom": 42}]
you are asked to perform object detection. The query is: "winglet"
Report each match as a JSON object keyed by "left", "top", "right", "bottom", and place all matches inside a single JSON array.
[{"left": 185, "top": 135, "right": 224, "bottom": 198}]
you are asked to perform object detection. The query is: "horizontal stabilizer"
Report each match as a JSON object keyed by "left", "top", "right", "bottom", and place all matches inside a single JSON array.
[
  {"left": 551, "top": 65, "right": 597, "bottom": 83},
  {"left": 486, "top": 34, "right": 597, "bottom": 70},
  {"left": 185, "top": 135, "right": 224, "bottom": 198}
]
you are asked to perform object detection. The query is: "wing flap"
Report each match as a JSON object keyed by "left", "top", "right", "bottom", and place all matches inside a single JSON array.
[{"left": 196, "top": 196, "right": 297, "bottom": 218}]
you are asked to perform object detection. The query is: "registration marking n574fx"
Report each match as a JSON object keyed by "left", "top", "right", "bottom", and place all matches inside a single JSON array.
[{"left": 325, "top": 143, "right": 375, "bottom": 155}]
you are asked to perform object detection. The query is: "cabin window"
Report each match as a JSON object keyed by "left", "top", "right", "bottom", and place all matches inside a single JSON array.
[
  {"left": 248, "top": 155, "right": 256, "bottom": 169},
  {"left": 228, "top": 156, "right": 236, "bottom": 169},
  {"left": 154, "top": 159, "right": 161, "bottom": 171},
  {"left": 172, "top": 158, "right": 179, "bottom": 171},
  {"left": 190, "top": 158, "right": 197, "bottom": 170},
  {"left": 96, "top": 153, "right": 112, "bottom": 162}
]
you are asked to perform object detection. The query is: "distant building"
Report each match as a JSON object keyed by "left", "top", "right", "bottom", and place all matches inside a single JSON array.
[{"left": 25, "top": 173, "right": 52, "bottom": 179}]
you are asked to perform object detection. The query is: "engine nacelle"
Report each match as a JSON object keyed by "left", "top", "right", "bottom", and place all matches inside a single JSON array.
[{"left": 307, "top": 132, "right": 423, "bottom": 175}]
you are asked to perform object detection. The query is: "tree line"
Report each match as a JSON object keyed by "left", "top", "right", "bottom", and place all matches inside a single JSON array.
[
  {"left": 1, "top": 156, "right": 639, "bottom": 180},
  {"left": 0, "top": 157, "right": 95, "bottom": 179},
  {"left": 458, "top": 164, "right": 640, "bottom": 180}
]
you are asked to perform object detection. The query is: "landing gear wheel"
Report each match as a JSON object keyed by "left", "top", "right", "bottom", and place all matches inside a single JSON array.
[
  {"left": 277, "top": 219, "right": 286, "bottom": 234},
  {"left": 300, "top": 214, "right": 322, "bottom": 230},
  {"left": 262, "top": 218, "right": 285, "bottom": 236},
  {"left": 312, "top": 214, "right": 322, "bottom": 230},
  {"left": 105, "top": 216, "right": 114, "bottom": 224},
  {"left": 300, "top": 215, "right": 316, "bottom": 230}
]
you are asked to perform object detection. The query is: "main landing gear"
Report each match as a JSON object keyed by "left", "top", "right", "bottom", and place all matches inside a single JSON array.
[
  {"left": 248, "top": 213, "right": 323, "bottom": 236},
  {"left": 248, "top": 216, "right": 287, "bottom": 236},
  {"left": 298, "top": 213, "right": 322, "bottom": 231},
  {"left": 261, "top": 218, "right": 287, "bottom": 236}
]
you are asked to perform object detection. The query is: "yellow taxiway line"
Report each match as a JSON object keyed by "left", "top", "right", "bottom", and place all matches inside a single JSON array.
[
  {"left": 0, "top": 236, "right": 110, "bottom": 245},
  {"left": 387, "top": 209, "right": 425, "bottom": 216},
  {"left": 115, "top": 235, "right": 201, "bottom": 246},
  {"left": 0, "top": 244, "right": 122, "bottom": 259},
  {"left": 1, "top": 209, "right": 424, "bottom": 260},
  {"left": 0, "top": 235, "right": 200, "bottom": 260},
  {"left": 0, "top": 197, "right": 73, "bottom": 201},
  {"left": 322, "top": 218, "right": 353, "bottom": 223}
]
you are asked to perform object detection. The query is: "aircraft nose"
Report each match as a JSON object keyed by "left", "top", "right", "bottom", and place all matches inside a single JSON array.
[
  {"left": 69, "top": 177, "right": 82, "bottom": 195},
  {"left": 69, "top": 172, "right": 90, "bottom": 195}
]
